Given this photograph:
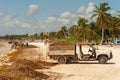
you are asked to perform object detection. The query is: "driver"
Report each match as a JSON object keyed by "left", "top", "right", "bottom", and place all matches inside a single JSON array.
[{"left": 89, "top": 44, "right": 96, "bottom": 58}]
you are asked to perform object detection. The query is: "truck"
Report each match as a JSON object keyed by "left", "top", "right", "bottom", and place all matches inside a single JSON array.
[{"left": 48, "top": 43, "right": 113, "bottom": 64}]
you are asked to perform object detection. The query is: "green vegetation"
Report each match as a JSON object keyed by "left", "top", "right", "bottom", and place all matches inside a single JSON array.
[
  {"left": 0, "top": 34, "right": 29, "bottom": 40},
  {"left": 91, "top": 2, "right": 112, "bottom": 44},
  {"left": 0, "top": 2, "right": 120, "bottom": 44}
]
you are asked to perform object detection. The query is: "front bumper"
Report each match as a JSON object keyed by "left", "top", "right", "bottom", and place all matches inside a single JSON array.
[{"left": 109, "top": 52, "right": 113, "bottom": 59}]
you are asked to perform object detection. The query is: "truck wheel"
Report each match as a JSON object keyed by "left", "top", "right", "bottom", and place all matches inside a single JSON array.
[
  {"left": 98, "top": 56, "right": 108, "bottom": 64},
  {"left": 57, "top": 56, "right": 66, "bottom": 64}
]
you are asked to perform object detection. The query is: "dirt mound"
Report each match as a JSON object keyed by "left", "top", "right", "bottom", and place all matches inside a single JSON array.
[
  {"left": 0, "top": 59, "right": 50, "bottom": 80},
  {"left": 0, "top": 44, "right": 4, "bottom": 48},
  {"left": 50, "top": 41, "right": 75, "bottom": 50},
  {"left": 11, "top": 59, "right": 51, "bottom": 69},
  {"left": 7, "top": 45, "right": 38, "bottom": 62},
  {"left": 50, "top": 41, "right": 74, "bottom": 46},
  {"left": 0, "top": 76, "right": 14, "bottom": 80}
]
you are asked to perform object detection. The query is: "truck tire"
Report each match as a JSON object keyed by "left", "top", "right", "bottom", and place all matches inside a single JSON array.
[
  {"left": 98, "top": 56, "right": 108, "bottom": 64},
  {"left": 57, "top": 56, "right": 67, "bottom": 64}
]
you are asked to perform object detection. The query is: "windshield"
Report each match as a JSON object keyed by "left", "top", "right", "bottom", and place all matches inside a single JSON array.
[{"left": 89, "top": 44, "right": 96, "bottom": 50}]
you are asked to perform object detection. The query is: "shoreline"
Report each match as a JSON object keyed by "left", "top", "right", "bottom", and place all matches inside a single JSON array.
[
  {"left": 0, "top": 41, "right": 16, "bottom": 66},
  {"left": 0, "top": 41, "right": 12, "bottom": 55}
]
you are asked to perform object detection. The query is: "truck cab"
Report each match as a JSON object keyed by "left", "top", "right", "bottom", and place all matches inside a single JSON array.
[{"left": 78, "top": 44, "right": 113, "bottom": 64}]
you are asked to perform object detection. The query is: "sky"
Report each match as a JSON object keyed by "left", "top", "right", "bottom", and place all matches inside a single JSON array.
[{"left": 0, "top": 0, "right": 119, "bottom": 36}]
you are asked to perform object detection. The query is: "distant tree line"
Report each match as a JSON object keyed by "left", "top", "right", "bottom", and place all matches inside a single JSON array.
[
  {"left": 0, "top": 2, "right": 120, "bottom": 44},
  {"left": 0, "top": 34, "right": 29, "bottom": 40}
]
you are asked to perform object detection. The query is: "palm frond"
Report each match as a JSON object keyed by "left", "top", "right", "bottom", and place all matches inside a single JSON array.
[
  {"left": 94, "top": 4, "right": 99, "bottom": 10},
  {"left": 91, "top": 14, "right": 97, "bottom": 19}
]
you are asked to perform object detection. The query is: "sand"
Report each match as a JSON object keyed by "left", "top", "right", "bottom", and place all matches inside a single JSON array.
[
  {"left": 0, "top": 41, "right": 15, "bottom": 66},
  {"left": 35, "top": 43, "right": 120, "bottom": 80},
  {"left": 0, "top": 41, "right": 12, "bottom": 55},
  {"left": 0, "top": 41, "right": 120, "bottom": 80}
]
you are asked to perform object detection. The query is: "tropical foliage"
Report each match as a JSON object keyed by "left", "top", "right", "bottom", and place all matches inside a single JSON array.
[
  {"left": 91, "top": 2, "right": 112, "bottom": 44},
  {"left": 0, "top": 2, "right": 120, "bottom": 44}
]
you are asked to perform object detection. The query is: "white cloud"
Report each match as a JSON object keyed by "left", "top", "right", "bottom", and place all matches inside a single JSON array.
[
  {"left": 0, "top": 12, "right": 6, "bottom": 17},
  {"left": 21, "top": 22, "right": 31, "bottom": 28},
  {"left": 109, "top": 10, "right": 119, "bottom": 16},
  {"left": 77, "top": 6, "right": 86, "bottom": 13},
  {"left": 76, "top": 2, "right": 95, "bottom": 20},
  {"left": 0, "top": 14, "right": 31, "bottom": 28},
  {"left": 86, "top": 2, "right": 95, "bottom": 14},
  {"left": 1, "top": 15, "right": 19, "bottom": 27},
  {"left": 26, "top": 4, "right": 39, "bottom": 16},
  {"left": 60, "top": 11, "right": 76, "bottom": 18},
  {"left": 46, "top": 16, "right": 57, "bottom": 24},
  {"left": 58, "top": 18, "right": 69, "bottom": 25}
]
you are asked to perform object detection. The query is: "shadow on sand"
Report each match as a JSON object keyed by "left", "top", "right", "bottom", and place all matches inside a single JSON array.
[
  {"left": 66, "top": 61, "right": 115, "bottom": 64},
  {"left": 52, "top": 62, "right": 115, "bottom": 65}
]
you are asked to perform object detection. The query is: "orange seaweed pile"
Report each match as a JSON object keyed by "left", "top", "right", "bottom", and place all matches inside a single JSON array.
[
  {"left": 0, "top": 44, "right": 52, "bottom": 80},
  {"left": 0, "top": 59, "right": 50, "bottom": 80}
]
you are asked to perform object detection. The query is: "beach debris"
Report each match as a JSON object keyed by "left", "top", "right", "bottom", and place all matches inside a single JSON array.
[{"left": 0, "top": 59, "right": 51, "bottom": 80}]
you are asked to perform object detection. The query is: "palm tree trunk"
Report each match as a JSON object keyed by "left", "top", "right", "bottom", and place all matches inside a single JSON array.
[
  {"left": 80, "top": 27, "right": 86, "bottom": 43},
  {"left": 83, "top": 31, "right": 86, "bottom": 43},
  {"left": 63, "top": 30, "right": 67, "bottom": 38},
  {"left": 99, "top": 27, "right": 104, "bottom": 45}
]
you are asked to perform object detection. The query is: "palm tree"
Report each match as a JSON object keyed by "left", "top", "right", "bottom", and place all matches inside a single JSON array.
[
  {"left": 61, "top": 26, "right": 68, "bottom": 38},
  {"left": 87, "top": 22, "right": 101, "bottom": 42},
  {"left": 111, "top": 17, "right": 120, "bottom": 37},
  {"left": 117, "top": 11, "right": 120, "bottom": 17},
  {"left": 91, "top": 2, "right": 112, "bottom": 45},
  {"left": 77, "top": 17, "right": 88, "bottom": 43},
  {"left": 49, "top": 31, "right": 58, "bottom": 41},
  {"left": 68, "top": 25, "right": 81, "bottom": 42}
]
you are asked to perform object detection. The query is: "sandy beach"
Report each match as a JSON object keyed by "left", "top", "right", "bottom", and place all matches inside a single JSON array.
[
  {"left": 0, "top": 41, "right": 15, "bottom": 66},
  {"left": 36, "top": 43, "right": 120, "bottom": 80},
  {"left": 0, "top": 41, "right": 120, "bottom": 80},
  {"left": 0, "top": 41, "right": 12, "bottom": 55}
]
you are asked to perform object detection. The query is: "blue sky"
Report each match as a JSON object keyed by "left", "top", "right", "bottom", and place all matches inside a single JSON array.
[{"left": 0, "top": 0, "right": 119, "bottom": 35}]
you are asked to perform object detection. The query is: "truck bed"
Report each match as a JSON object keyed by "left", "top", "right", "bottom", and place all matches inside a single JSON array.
[
  {"left": 49, "top": 50, "right": 75, "bottom": 55},
  {"left": 48, "top": 45, "right": 75, "bottom": 56}
]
